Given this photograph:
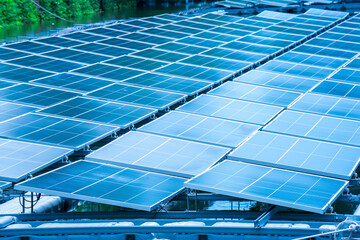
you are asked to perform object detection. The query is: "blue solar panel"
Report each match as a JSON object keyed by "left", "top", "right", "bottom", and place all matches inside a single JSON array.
[
  {"left": 0, "top": 47, "right": 29, "bottom": 61},
  {"left": 312, "top": 80, "right": 360, "bottom": 100},
  {"left": 209, "top": 82, "right": 301, "bottom": 107},
  {"left": 264, "top": 110, "right": 360, "bottom": 147},
  {"left": 87, "top": 131, "right": 231, "bottom": 178},
  {"left": 277, "top": 52, "right": 347, "bottom": 69},
  {"left": 258, "top": 60, "right": 334, "bottom": 80},
  {"left": 185, "top": 160, "right": 348, "bottom": 214},
  {"left": 234, "top": 70, "right": 319, "bottom": 92},
  {"left": 307, "top": 38, "right": 360, "bottom": 52},
  {"left": 0, "top": 113, "right": 117, "bottom": 150},
  {"left": 291, "top": 93, "right": 360, "bottom": 121},
  {"left": 4, "top": 41, "right": 59, "bottom": 54},
  {"left": 140, "top": 111, "right": 260, "bottom": 148},
  {"left": 0, "top": 63, "right": 54, "bottom": 82},
  {"left": 15, "top": 160, "right": 186, "bottom": 211},
  {"left": 177, "top": 94, "right": 282, "bottom": 125},
  {"left": 294, "top": 45, "right": 357, "bottom": 59},
  {"left": 229, "top": 131, "right": 360, "bottom": 179},
  {"left": 39, "top": 96, "right": 157, "bottom": 128},
  {"left": 0, "top": 138, "right": 72, "bottom": 182},
  {"left": 330, "top": 69, "right": 360, "bottom": 84},
  {"left": 0, "top": 101, "right": 38, "bottom": 122}
]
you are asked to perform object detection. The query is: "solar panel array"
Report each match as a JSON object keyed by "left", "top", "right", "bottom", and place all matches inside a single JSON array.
[{"left": 9, "top": 9, "right": 358, "bottom": 213}]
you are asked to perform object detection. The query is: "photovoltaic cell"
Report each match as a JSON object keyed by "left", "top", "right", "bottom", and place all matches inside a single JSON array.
[
  {"left": 73, "top": 43, "right": 134, "bottom": 57},
  {"left": 105, "top": 56, "right": 168, "bottom": 71},
  {"left": 120, "top": 33, "right": 173, "bottom": 45},
  {"left": 294, "top": 45, "right": 357, "bottom": 59},
  {"left": 62, "top": 32, "right": 107, "bottom": 42},
  {"left": 222, "top": 41, "right": 282, "bottom": 55},
  {"left": 235, "top": 70, "right": 319, "bottom": 92},
  {"left": 107, "top": 23, "right": 143, "bottom": 32},
  {"left": 307, "top": 38, "right": 360, "bottom": 52},
  {"left": 277, "top": 52, "right": 347, "bottom": 69},
  {"left": 312, "top": 81, "right": 360, "bottom": 100},
  {"left": 180, "top": 55, "right": 249, "bottom": 72},
  {"left": 0, "top": 101, "right": 38, "bottom": 122},
  {"left": 320, "top": 32, "right": 360, "bottom": 43},
  {"left": 122, "top": 73, "right": 212, "bottom": 95},
  {"left": 0, "top": 48, "right": 29, "bottom": 61},
  {"left": 202, "top": 47, "right": 267, "bottom": 62},
  {"left": 291, "top": 93, "right": 360, "bottom": 121},
  {"left": 185, "top": 160, "right": 347, "bottom": 214},
  {"left": 264, "top": 110, "right": 360, "bottom": 147},
  {"left": 85, "top": 27, "right": 125, "bottom": 37},
  {"left": 87, "top": 131, "right": 231, "bottom": 178},
  {"left": 15, "top": 160, "right": 186, "bottom": 211},
  {"left": 6, "top": 55, "right": 84, "bottom": 73},
  {"left": 4, "top": 41, "right": 59, "bottom": 54},
  {"left": 177, "top": 94, "right": 283, "bottom": 125},
  {"left": 142, "top": 28, "right": 189, "bottom": 39},
  {"left": 194, "top": 31, "right": 238, "bottom": 42},
  {"left": 266, "top": 26, "right": 315, "bottom": 36},
  {"left": 156, "top": 42, "right": 208, "bottom": 55},
  {"left": 277, "top": 21, "right": 322, "bottom": 31},
  {"left": 35, "top": 37, "right": 84, "bottom": 48},
  {"left": 176, "top": 37, "right": 223, "bottom": 48},
  {"left": 155, "top": 63, "right": 233, "bottom": 83},
  {"left": 126, "top": 19, "right": 160, "bottom": 28},
  {"left": 237, "top": 36, "right": 293, "bottom": 48},
  {"left": 42, "top": 49, "right": 110, "bottom": 65},
  {"left": 132, "top": 49, "right": 189, "bottom": 62},
  {"left": 346, "top": 59, "right": 360, "bottom": 70},
  {"left": 40, "top": 96, "right": 157, "bottom": 128},
  {"left": 0, "top": 63, "right": 54, "bottom": 82},
  {"left": 229, "top": 131, "right": 360, "bottom": 180},
  {"left": 258, "top": 60, "right": 334, "bottom": 80},
  {"left": 330, "top": 27, "right": 360, "bottom": 36},
  {"left": 330, "top": 69, "right": 360, "bottom": 84},
  {"left": 0, "top": 138, "right": 72, "bottom": 182},
  {"left": 140, "top": 111, "right": 260, "bottom": 148},
  {"left": 253, "top": 30, "right": 304, "bottom": 41},
  {"left": 0, "top": 113, "right": 117, "bottom": 149},
  {"left": 209, "top": 82, "right": 301, "bottom": 107},
  {"left": 0, "top": 83, "right": 79, "bottom": 107},
  {"left": 32, "top": 73, "right": 114, "bottom": 94},
  {"left": 159, "top": 25, "right": 201, "bottom": 35},
  {"left": 88, "top": 83, "right": 186, "bottom": 110},
  {"left": 72, "top": 64, "right": 145, "bottom": 82},
  {"left": 98, "top": 38, "right": 154, "bottom": 50}
]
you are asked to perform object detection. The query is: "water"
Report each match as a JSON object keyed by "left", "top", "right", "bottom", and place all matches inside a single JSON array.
[{"left": 0, "top": 0, "right": 216, "bottom": 43}]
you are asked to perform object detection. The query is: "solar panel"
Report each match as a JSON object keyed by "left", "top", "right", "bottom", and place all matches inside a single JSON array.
[
  {"left": 0, "top": 47, "right": 29, "bottom": 61},
  {"left": 126, "top": 19, "right": 160, "bottom": 28},
  {"left": 249, "top": 16, "right": 281, "bottom": 23},
  {"left": 62, "top": 32, "right": 107, "bottom": 42},
  {"left": 253, "top": 30, "right": 305, "bottom": 41},
  {"left": 290, "top": 93, "right": 360, "bottom": 121},
  {"left": 98, "top": 38, "right": 154, "bottom": 50},
  {"left": 238, "top": 19, "right": 273, "bottom": 28},
  {"left": 229, "top": 131, "right": 360, "bottom": 180},
  {"left": 288, "top": 17, "right": 331, "bottom": 26},
  {"left": 0, "top": 80, "right": 16, "bottom": 89},
  {"left": 104, "top": 55, "right": 168, "bottom": 71},
  {"left": 155, "top": 63, "right": 233, "bottom": 83},
  {"left": 194, "top": 31, "right": 238, "bottom": 42},
  {"left": 307, "top": 38, "right": 360, "bottom": 52},
  {"left": 15, "top": 160, "right": 186, "bottom": 211},
  {"left": 0, "top": 181, "right": 11, "bottom": 190},
  {"left": 87, "top": 131, "right": 231, "bottom": 178},
  {"left": 177, "top": 94, "right": 282, "bottom": 125},
  {"left": 139, "top": 111, "right": 259, "bottom": 148},
  {"left": 106, "top": 23, "right": 143, "bottom": 32},
  {"left": 277, "top": 52, "right": 347, "bottom": 69},
  {"left": 202, "top": 47, "right": 268, "bottom": 62},
  {"left": 32, "top": 73, "right": 114, "bottom": 94},
  {"left": 156, "top": 13, "right": 187, "bottom": 21},
  {"left": 35, "top": 37, "right": 84, "bottom": 48},
  {"left": 277, "top": 21, "right": 323, "bottom": 31},
  {"left": 237, "top": 36, "right": 293, "bottom": 48},
  {"left": 190, "top": 17, "right": 227, "bottom": 26},
  {"left": 72, "top": 64, "right": 145, "bottom": 82},
  {"left": 42, "top": 49, "right": 110, "bottom": 65},
  {"left": 142, "top": 28, "right": 189, "bottom": 39},
  {"left": 122, "top": 73, "right": 212, "bottom": 95},
  {"left": 160, "top": 24, "right": 202, "bottom": 35},
  {"left": 0, "top": 63, "right": 54, "bottom": 82},
  {"left": 180, "top": 55, "right": 249, "bottom": 72},
  {"left": 0, "top": 83, "right": 79, "bottom": 107},
  {"left": 257, "top": 11, "right": 294, "bottom": 20},
  {"left": 0, "top": 101, "right": 38, "bottom": 122},
  {"left": 174, "top": 20, "right": 215, "bottom": 30},
  {"left": 156, "top": 42, "right": 208, "bottom": 55},
  {"left": 185, "top": 160, "right": 348, "bottom": 214},
  {"left": 87, "top": 83, "right": 186, "bottom": 110},
  {"left": 223, "top": 23, "right": 262, "bottom": 32},
  {"left": 305, "top": 8, "right": 348, "bottom": 19},
  {"left": 258, "top": 60, "right": 334, "bottom": 80},
  {"left": 85, "top": 27, "right": 125, "bottom": 37},
  {"left": 0, "top": 113, "right": 117, "bottom": 150},
  {"left": 202, "top": 13, "right": 242, "bottom": 23},
  {"left": 209, "top": 82, "right": 301, "bottom": 107},
  {"left": 4, "top": 41, "right": 59, "bottom": 53},
  {"left": 132, "top": 49, "right": 189, "bottom": 62},
  {"left": 330, "top": 27, "right": 360, "bottom": 36},
  {"left": 264, "top": 110, "right": 360, "bottom": 147},
  {"left": 120, "top": 33, "right": 173, "bottom": 45},
  {"left": 39, "top": 96, "right": 157, "bottom": 128},
  {"left": 6, "top": 55, "right": 84, "bottom": 73},
  {"left": 312, "top": 80, "right": 360, "bottom": 100},
  {"left": 294, "top": 45, "right": 357, "bottom": 59},
  {"left": 221, "top": 42, "right": 282, "bottom": 55},
  {"left": 0, "top": 138, "right": 72, "bottom": 182},
  {"left": 330, "top": 69, "right": 360, "bottom": 84},
  {"left": 346, "top": 58, "right": 360, "bottom": 70},
  {"left": 176, "top": 37, "right": 223, "bottom": 48},
  {"left": 266, "top": 26, "right": 315, "bottom": 36},
  {"left": 73, "top": 43, "right": 134, "bottom": 57},
  {"left": 209, "top": 26, "right": 250, "bottom": 37},
  {"left": 234, "top": 70, "right": 319, "bottom": 92},
  {"left": 143, "top": 16, "right": 172, "bottom": 25}
]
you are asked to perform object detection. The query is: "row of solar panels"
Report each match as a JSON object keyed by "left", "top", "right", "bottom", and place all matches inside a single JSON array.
[
  {"left": 0, "top": 10, "right": 313, "bottom": 184},
  {"left": 1, "top": 9, "right": 357, "bottom": 214},
  {"left": 216, "top": 0, "right": 336, "bottom": 9}
]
